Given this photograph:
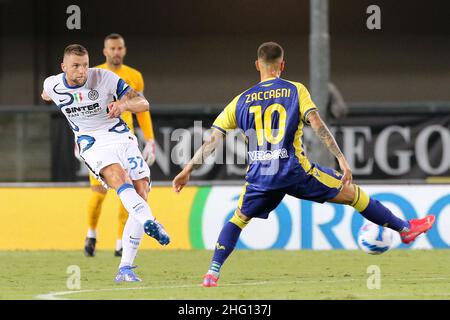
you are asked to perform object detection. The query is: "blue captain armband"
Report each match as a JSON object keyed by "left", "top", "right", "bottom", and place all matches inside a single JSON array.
[{"left": 116, "top": 79, "right": 131, "bottom": 99}]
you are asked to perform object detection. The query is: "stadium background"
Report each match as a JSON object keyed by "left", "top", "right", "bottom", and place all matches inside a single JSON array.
[{"left": 0, "top": 0, "right": 449, "bottom": 252}]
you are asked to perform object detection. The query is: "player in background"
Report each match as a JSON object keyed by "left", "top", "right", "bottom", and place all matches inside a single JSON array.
[
  {"left": 83, "top": 33, "right": 156, "bottom": 257},
  {"left": 172, "top": 42, "right": 436, "bottom": 287},
  {"left": 42, "top": 44, "right": 169, "bottom": 282}
]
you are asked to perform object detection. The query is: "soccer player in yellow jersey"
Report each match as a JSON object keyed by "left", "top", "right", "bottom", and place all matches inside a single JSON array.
[
  {"left": 173, "top": 42, "right": 435, "bottom": 287},
  {"left": 83, "top": 33, "right": 156, "bottom": 257}
]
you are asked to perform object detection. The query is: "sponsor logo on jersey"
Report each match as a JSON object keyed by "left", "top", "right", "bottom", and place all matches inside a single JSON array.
[
  {"left": 65, "top": 103, "right": 100, "bottom": 114},
  {"left": 248, "top": 148, "right": 289, "bottom": 161}
]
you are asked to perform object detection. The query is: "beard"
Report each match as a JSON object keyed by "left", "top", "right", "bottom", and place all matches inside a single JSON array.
[
  {"left": 111, "top": 56, "right": 123, "bottom": 66},
  {"left": 72, "top": 75, "right": 87, "bottom": 86}
]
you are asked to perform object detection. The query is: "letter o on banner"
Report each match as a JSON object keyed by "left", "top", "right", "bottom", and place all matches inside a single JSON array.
[{"left": 427, "top": 195, "right": 450, "bottom": 248}]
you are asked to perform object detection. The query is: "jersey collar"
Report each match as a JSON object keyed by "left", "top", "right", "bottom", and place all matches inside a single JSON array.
[{"left": 259, "top": 77, "right": 278, "bottom": 83}]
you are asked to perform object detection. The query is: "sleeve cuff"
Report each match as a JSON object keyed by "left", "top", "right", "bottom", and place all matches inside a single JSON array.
[
  {"left": 211, "top": 125, "right": 227, "bottom": 135},
  {"left": 303, "top": 108, "right": 318, "bottom": 125}
]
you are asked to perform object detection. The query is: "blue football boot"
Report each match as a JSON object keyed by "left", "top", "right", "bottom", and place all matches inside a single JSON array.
[
  {"left": 144, "top": 219, "right": 170, "bottom": 245},
  {"left": 115, "top": 265, "right": 141, "bottom": 282}
]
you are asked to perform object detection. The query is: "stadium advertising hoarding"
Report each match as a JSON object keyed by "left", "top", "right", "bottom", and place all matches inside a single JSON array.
[
  {"left": 140, "top": 111, "right": 450, "bottom": 182},
  {"left": 0, "top": 187, "right": 196, "bottom": 250},
  {"left": 330, "top": 112, "right": 450, "bottom": 180},
  {"left": 0, "top": 185, "right": 449, "bottom": 250},
  {"left": 69, "top": 109, "right": 449, "bottom": 182},
  {"left": 191, "top": 185, "right": 450, "bottom": 250}
]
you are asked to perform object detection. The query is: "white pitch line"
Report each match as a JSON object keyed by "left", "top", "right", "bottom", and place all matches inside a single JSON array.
[
  {"left": 35, "top": 277, "right": 450, "bottom": 300},
  {"left": 35, "top": 281, "right": 271, "bottom": 300}
]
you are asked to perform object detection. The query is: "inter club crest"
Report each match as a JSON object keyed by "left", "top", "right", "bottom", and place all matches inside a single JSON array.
[{"left": 88, "top": 89, "right": 99, "bottom": 101}]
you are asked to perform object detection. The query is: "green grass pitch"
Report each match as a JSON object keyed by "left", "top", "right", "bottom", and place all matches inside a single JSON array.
[{"left": 1, "top": 250, "right": 449, "bottom": 300}]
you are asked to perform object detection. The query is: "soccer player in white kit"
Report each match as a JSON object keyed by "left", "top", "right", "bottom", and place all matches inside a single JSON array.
[{"left": 41, "top": 44, "right": 170, "bottom": 282}]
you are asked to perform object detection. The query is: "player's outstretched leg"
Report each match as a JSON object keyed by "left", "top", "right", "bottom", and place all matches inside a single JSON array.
[
  {"left": 101, "top": 164, "right": 170, "bottom": 281},
  {"left": 116, "top": 183, "right": 170, "bottom": 246},
  {"left": 114, "top": 178, "right": 170, "bottom": 282},
  {"left": 203, "top": 210, "right": 249, "bottom": 287},
  {"left": 334, "top": 184, "right": 435, "bottom": 244}
]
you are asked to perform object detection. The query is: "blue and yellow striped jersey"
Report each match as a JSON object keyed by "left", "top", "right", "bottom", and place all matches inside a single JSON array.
[{"left": 212, "top": 77, "right": 318, "bottom": 190}]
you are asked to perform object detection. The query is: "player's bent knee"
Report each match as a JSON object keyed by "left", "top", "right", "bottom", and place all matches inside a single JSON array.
[
  {"left": 133, "top": 179, "right": 150, "bottom": 200},
  {"left": 100, "top": 164, "right": 128, "bottom": 189},
  {"left": 330, "top": 184, "right": 354, "bottom": 205},
  {"left": 342, "top": 184, "right": 356, "bottom": 205}
]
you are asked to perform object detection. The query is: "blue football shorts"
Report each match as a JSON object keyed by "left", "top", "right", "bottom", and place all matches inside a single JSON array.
[{"left": 238, "top": 163, "right": 344, "bottom": 219}]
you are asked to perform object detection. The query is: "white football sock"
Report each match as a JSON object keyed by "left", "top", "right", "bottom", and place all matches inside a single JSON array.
[
  {"left": 116, "top": 239, "right": 122, "bottom": 251},
  {"left": 119, "top": 216, "right": 144, "bottom": 269},
  {"left": 87, "top": 229, "right": 96, "bottom": 239},
  {"left": 117, "top": 183, "right": 154, "bottom": 226}
]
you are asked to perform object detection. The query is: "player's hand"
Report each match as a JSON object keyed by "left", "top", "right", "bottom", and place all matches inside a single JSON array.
[
  {"left": 172, "top": 169, "right": 191, "bottom": 193},
  {"left": 41, "top": 90, "right": 52, "bottom": 102},
  {"left": 142, "top": 139, "right": 156, "bottom": 166},
  {"left": 73, "top": 143, "right": 83, "bottom": 162},
  {"left": 107, "top": 101, "right": 126, "bottom": 118},
  {"left": 338, "top": 158, "right": 353, "bottom": 186}
]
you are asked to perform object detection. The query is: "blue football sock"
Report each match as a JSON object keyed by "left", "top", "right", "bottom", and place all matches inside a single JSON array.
[
  {"left": 360, "top": 198, "right": 410, "bottom": 232},
  {"left": 351, "top": 185, "right": 410, "bottom": 232},
  {"left": 209, "top": 221, "right": 244, "bottom": 274}
]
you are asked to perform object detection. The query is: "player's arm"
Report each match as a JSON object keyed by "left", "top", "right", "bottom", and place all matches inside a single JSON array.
[
  {"left": 308, "top": 110, "right": 352, "bottom": 185},
  {"left": 41, "top": 89, "right": 52, "bottom": 102},
  {"left": 107, "top": 88, "right": 149, "bottom": 118},
  {"left": 172, "top": 128, "right": 225, "bottom": 193},
  {"left": 136, "top": 111, "right": 156, "bottom": 166}
]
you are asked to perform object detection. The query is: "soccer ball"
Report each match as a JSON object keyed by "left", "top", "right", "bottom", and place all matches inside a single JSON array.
[{"left": 357, "top": 222, "right": 394, "bottom": 255}]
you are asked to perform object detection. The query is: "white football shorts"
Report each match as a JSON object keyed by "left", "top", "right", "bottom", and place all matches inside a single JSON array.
[{"left": 80, "top": 141, "right": 150, "bottom": 188}]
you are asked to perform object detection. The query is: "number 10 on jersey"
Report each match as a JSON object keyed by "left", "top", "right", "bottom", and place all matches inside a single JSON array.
[{"left": 249, "top": 104, "right": 287, "bottom": 146}]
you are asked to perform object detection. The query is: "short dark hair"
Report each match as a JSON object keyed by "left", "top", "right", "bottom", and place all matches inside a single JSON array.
[
  {"left": 104, "top": 33, "right": 124, "bottom": 42},
  {"left": 64, "top": 44, "right": 88, "bottom": 57},
  {"left": 257, "top": 42, "right": 284, "bottom": 63}
]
